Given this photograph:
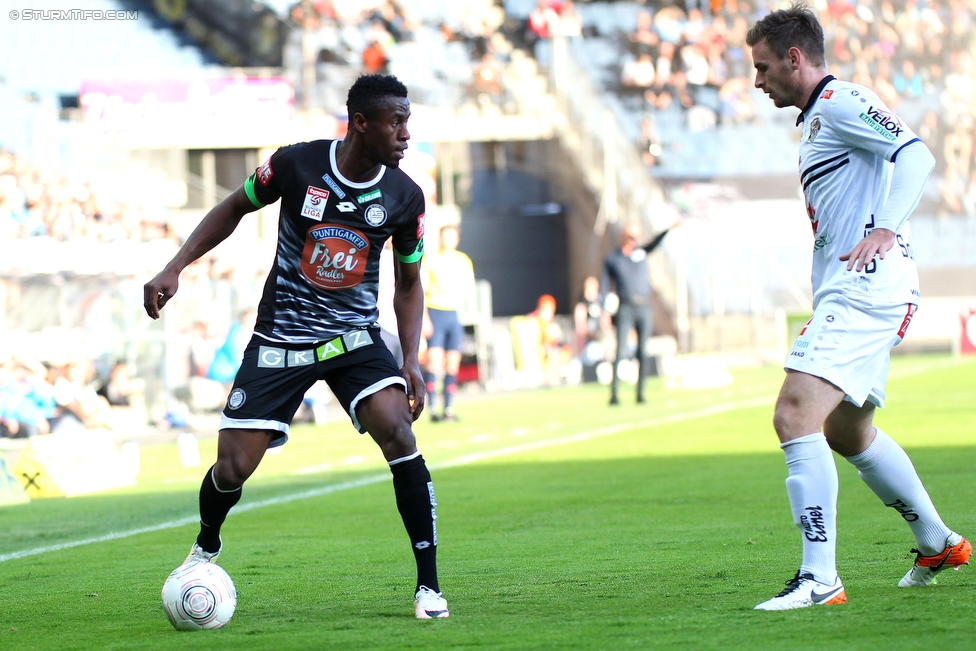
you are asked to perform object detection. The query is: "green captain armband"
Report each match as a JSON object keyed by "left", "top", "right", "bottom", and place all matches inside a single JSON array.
[
  {"left": 243, "top": 176, "right": 265, "bottom": 208},
  {"left": 395, "top": 241, "right": 424, "bottom": 264}
]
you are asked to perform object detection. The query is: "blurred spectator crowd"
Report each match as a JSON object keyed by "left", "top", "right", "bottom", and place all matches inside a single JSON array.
[
  {"left": 0, "top": 149, "right": 177, "bottom": 242},
  {"left": 0, "top": 353, "right": 130, "bottom": 439},
  {"left": 285, "top": 0, "right": 521, "bottom": 109},
  {"left": 522, "top": 0, "right": 975, "bottom": 216}
]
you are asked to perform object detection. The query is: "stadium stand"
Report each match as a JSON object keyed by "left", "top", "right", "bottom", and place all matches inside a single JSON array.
[
  {"left": 2, "top": 0, "right": 974, "bottom": 441},
  {"left": 504, "top": 0, "right": 976, "bottom": 215}
]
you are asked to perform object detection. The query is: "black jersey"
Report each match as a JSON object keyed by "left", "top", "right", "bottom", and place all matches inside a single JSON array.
[{"left": 243, "top": 139, "right": 425, "bottom": 343}]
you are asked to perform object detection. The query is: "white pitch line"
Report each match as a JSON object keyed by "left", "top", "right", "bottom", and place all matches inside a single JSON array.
[
  {"left": 8, "top": 355, "right": 960, "bottom": 566},
  {"left": 0, "top": 395, "right": 774, "bottom": 564}
]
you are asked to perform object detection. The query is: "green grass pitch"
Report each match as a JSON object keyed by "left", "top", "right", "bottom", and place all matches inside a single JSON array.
[{"left": 1, "top": 355, "right": 974, "bottom": 650}]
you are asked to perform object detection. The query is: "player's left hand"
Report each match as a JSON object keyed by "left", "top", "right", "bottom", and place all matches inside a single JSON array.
[
  {"left": 400, "top": 361, "right": 426, "bottom": 421},
  {"left": 840, "top": 228, "right": 895, "bottom": 272}
]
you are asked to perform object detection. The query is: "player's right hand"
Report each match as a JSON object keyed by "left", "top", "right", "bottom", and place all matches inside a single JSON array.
[
  {"left": 400, "top": 359, "right": 427, "bottom": 421},
  {"left": 143, "top": 268, "right": 180, "bottom": 319},
  {"left": 840, "top": 228, "right": 895, "bottom": 272}
]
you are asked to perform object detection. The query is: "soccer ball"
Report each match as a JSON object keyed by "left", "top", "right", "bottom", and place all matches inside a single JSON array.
[{"left": 161, "top": 561, "right": 237, "bottom": 631}]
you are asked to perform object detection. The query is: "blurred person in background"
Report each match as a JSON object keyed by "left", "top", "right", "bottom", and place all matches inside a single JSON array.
[
  {"left": 206, "top": 308, "right": 256, "bottom": 386},
  {"left": 574, "top": 275, "right": 612, "bottom": 370},
  {"left": 0, "top": 356, "right": 54, "bottom": 438},
  {"left": 422, "top": 224, "right": 475, "bottom": 423},
  {"left": 49, "top": 356, "right": 112, "bottom": 433},
  {"left": 143, "top": 74, "right": 448, "bottom": 620},
  {"left": 96, "top": 360, "right": 132, "bottom": 408},
  {"left": 748, "top": 2, "right": 970, "bottom": 611},
  {"left": 600, "top": 221, "right": 673, "bottom": 406},
  {"left": 528, "top": 293, "right": 568, "bottom": 386}
]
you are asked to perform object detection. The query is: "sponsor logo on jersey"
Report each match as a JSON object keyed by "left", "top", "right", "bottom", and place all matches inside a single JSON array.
[
  {"left": 322, "top": 173, "right": 346, "bottom": 198},
  {"left": 860, "top": 106, "right": 903, "bottom": 141},
  {"left": 357, "top": 189, "right": 382, "bottom": 204},
  {"left": 807, "top": 117, "right": 821, "bottom": 142},
  {"left": 819, "top": 89, "right": 833, "bottom": 100},
  {"left": 795, "top": 341, "right": 809, "bottom": 348},
  {"left": 227, "top": 388, "right": 246, "bottom": 410},
  {"left": 364, "top": 204, "right": 388, "bottom": 226},
  {"left": 257, "top": 159, "right": 273, "bottom": 185},
  {"left": 806, "top": 202, "right": 818, "bottom": 235},
  {"left": 417, "top": 212, "right": 426, "bottom": 239},
  {"left": 790, "top": 350, "right": 804, "bottom": 357},
  {"left": 798, "top": 315, "right": 814, "bottom": 336},
  {"left": 301, "top": 224, "right": 370, "bottom": 290},
  {"left": 335, "top": 201, "right": 357, "bottom": 213},
  {"left": 813, "top": 233, "right": 829, "bottom": 252},
  {"left": 301, "top": 186, "right": 330, "bottom": 221}
]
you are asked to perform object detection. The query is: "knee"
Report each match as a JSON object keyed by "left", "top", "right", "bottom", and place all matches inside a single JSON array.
[
  {"left": 213, "top": 454, "right": 254, "bottom": 489},
  {"left": 772, "top": 398, "right": 801, "bottom": 441},
  {"left": 376, "top": 417, "right": 418, "bottom": 461}
]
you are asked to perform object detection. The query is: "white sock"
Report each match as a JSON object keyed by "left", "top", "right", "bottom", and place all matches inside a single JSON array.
[
  {"left": 782, "top": 432, "right": 838, "bottom": 584},
  {"left": 845, "top": 428, "right": 952, "bottom": 556}
]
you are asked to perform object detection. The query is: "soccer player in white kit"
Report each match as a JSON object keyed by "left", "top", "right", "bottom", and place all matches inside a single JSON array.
[{"left": 746, "top": 2, "right": 971, "bottom": 610}]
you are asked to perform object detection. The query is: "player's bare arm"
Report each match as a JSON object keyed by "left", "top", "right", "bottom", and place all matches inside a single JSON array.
[
  {"left": 394, "top": 257, "right": 427, "bottom": 419},
  {"left": 143, "top": 185, "right": 258, "bottom": 319},
  {"left": 839, "top": 227, "right": 895, "bottom": 272}
]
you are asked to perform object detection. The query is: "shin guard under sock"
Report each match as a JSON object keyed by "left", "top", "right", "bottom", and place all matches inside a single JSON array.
[
  {"left": 782, "top": 433, "right": 838, "bottom": 584},
  {"left": 197, "top": 465, "right": 242, "bottom": 553},
  {"left": 390, "top": 452, "right": 439, "bottom": 592},
  {"left": 845, "top": 429, "right": 952, "bottom": 555}
]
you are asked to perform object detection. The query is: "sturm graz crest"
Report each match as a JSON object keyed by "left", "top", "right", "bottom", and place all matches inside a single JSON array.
[
  {"left": 364, "top": 204, "right": 388, "bottom": 226},
  {"left": 808, "top": 117, "right": 821, "bottom": 142},
  {"left": 227, "top": 388, "right": 246, "bottom": 410}
]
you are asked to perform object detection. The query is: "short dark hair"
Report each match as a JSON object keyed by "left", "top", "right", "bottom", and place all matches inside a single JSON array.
[
  {"left": 746, "top": 1, "right": 825, "bottom": 67},
  {"left": 346, "top": 74, "right": 408, "bottom": 120}
]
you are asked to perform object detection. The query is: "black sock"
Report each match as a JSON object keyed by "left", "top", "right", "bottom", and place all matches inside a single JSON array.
[
  {"left": 390, "top": 454, "right": 439, "bottom": 593},
  {"left": 196, "top": 465, "right": 242, "bottom": 553}
]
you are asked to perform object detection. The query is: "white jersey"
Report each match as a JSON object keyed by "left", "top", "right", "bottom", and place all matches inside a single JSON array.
[{"left": 797, "top": 76, "right": 922, "bottom": 307}]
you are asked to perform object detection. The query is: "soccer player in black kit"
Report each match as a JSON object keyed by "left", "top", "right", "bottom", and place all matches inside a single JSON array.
[{"left": 143, "top": 75, "right": 449, "bottom": 619}]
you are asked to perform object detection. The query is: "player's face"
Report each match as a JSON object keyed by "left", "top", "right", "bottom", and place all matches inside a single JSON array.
[
  {"left": 364, "top": 96, "right": 411, "bottom": 168},
  {"left": 751, "top": 38, "right": 801, "bottom": 109}
]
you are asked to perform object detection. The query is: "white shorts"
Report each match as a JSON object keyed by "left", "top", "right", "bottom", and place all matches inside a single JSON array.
[{"left": 784, "top": 293, "right": 917, "bottom": 408}]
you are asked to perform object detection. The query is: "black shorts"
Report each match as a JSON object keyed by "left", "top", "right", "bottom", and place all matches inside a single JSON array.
[{"left": 219, "top": 327, "right": 405, "bottom": 445}]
